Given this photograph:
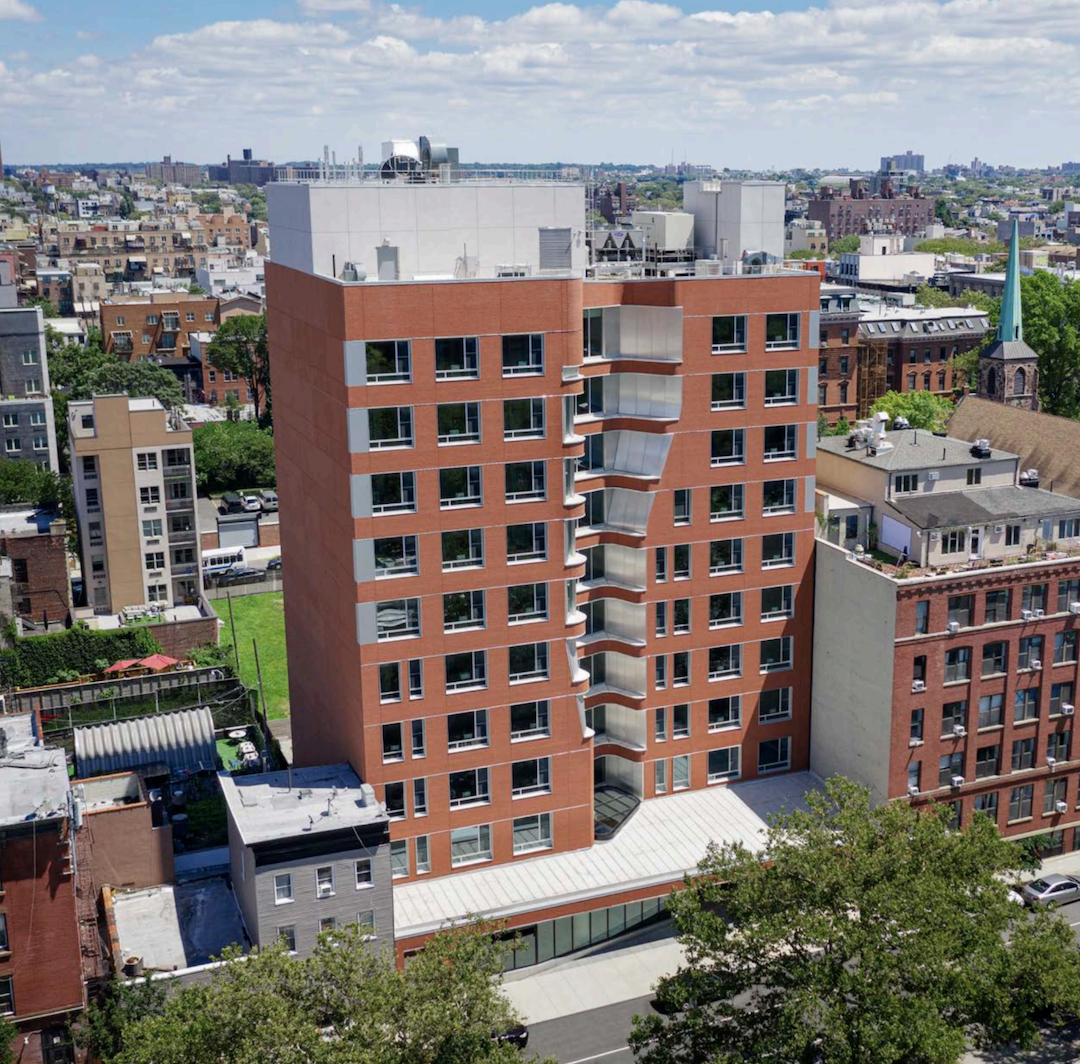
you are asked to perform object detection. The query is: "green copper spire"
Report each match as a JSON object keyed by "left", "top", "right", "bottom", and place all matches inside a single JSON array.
[{"left": 998, "top": 218, "right": 1023, "bottom": 343}]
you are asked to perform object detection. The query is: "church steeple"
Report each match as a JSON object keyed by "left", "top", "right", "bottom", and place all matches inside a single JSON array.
[{"left": 998, "top": 218, "right": 1023, "bottom": 344}]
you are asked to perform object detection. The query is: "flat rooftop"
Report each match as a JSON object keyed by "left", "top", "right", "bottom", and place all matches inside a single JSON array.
[
  {"left": 0, "top": 506, "right": 60, "bottom": 537},
  {"left": 0, "top": 712, "right": 69, "bottom": 828},
  {"left": 891, "top": 484, "right": 1080, "bottom": 530},
  {"left": 218, "top": 763, "right": 386, "bottom": 847},
  {"left": 394, "top": 771, "right": 819, "bottom": 938},
  {"left": 818, "top": 430, "right": 1016, "bottom": 472},
  {"left": 112, "top": 878, "right": 248, "bottom": 974}
]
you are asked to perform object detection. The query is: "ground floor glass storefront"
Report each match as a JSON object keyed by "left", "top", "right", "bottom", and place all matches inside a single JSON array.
[{"left": 501, "top": 895, "right": 669, "bottom": 971}]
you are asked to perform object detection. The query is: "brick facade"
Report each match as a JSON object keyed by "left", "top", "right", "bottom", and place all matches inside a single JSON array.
[{"left": 0, "top": 515, "right": 71, "bottom": 625}]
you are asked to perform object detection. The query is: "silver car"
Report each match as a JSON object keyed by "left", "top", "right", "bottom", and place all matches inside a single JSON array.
[{"left": 1021, "top": 874, "right": 1080, "bottom": 907}]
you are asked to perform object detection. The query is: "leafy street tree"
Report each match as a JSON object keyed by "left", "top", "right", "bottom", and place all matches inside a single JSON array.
[
  {"left": 46, "top": 325, "right": 113, "bottom": 392},
  {"left": 24, "top": 294, "right": 57, "bottom": 316},
  {"left": 631, "top": 777, "right": 1080, "bottom": 1064},
  {"left": 74, "top": 361, "right": 185, "bottom": 412},
  {"left": 192, "top": 420, "right": 276, "bottom": 493},
  {"left": 206, "top": 313, "right": 271, "bottom": 426},
  {"left": 74, "top": 978, "right": 167, "bottom": 1062},
  {"left": 90, "top": 922, "right": 549, "bottom": 1064},
  {"left": 829, "top": 235, "right": 860, "bottom": 255},
  {"left": 1019, "top": 271, "right": 1080, "bottom": 418},
  {"left": 913, "top": 284, "right": 997, "bottom": 314},
  {"left": 871, "top": 389, "right": 954, "bottom": 431}
]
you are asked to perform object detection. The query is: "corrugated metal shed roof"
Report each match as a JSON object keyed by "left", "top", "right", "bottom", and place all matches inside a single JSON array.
[{"left": 74, "top": 706, "right": 218, "bottom": 778}]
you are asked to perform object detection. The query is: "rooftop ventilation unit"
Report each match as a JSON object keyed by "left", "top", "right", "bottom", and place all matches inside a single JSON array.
[
  {"left": 970, "top": 439, "right": 991, "bottom": 459},
  {"left": 1019, "top": 468, "right": 1040, "bottom": 487}
]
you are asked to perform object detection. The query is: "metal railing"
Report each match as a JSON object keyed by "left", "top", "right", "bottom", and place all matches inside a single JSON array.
[{"left": 273, "top": 165, "right": 583, "bottom": 186}]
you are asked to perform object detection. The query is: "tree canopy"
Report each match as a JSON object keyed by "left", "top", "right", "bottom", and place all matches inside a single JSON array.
[
  {"left": 829, "top": 235, "right": 860, "bottom": 255},
  {"left": 915, "top": 236, "right": 1005, "bottom": 256},
  {"left": 1019, "top": 272, "right": 1080, "bottom": 418},
  {"left": 74, "top": 361, "right": 185, "bottom": 412},
  {"left": 631, "top": 777, "right": 1080, "bottom": 1064},
  {"left": 193, "top": 419, "right": 276, "bottom": 492},
  {"left": 871, "top": 389, "right": 954, "bottom": 431},
  {"left": 206, "top": 313, "right": 271, "bottom": 426},
  {"left": 82, "top": 922, "right": 546, "bottom": 1064}
]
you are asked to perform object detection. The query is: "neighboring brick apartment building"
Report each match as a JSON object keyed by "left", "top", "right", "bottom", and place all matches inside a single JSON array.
[
  {"left": 0, "top": 713, "right": 84, "bottom": 1064},
  {"left": 808, "top": 183, "right": 935, "bottom": 242},
  {"left": 0, "top": 505, "right": 71, "bottom": 625},
  {"left": 814, "top": 426, "right": 1080, "bottom": 858},
  {"left": 0, "top": 307, "right": 59, "bottom": 471},
  {"left": 267, "top": 168, "right": 819, "bottom": 963},
  {"left": 145, "top": 155, "right": 202, "bottom": 185},
  {"left": 69, "top": 395, "right": 202, "bottom": 614}
]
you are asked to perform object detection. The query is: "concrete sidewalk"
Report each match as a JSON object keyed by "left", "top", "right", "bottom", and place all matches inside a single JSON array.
[
  {"left": 502, "top": 933, "right": 684, "bottom": 1024},
  {"left": 1032, "top": 850, "right": 1080, "bottom": 879}
]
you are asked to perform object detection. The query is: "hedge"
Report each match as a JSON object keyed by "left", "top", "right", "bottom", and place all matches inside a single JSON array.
[{"left": 0, "top": 624, "right": 162, "bottom": 689}]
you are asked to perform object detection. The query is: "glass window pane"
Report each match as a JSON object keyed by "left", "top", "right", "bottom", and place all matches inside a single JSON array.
[
  {"left": 554, "top": 917, "right": 573, "bottom": 956},
  {"left": 537, "top": 920, "right": 555, "bottom": 964},
  {"left": 572, "top": 913, "right": 591, "bottom": 950},
  {"left": 590, "top": 908, "right": 609, "bottom": 945}
]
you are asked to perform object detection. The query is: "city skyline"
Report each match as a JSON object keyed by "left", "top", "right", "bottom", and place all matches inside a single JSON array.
[{"left": 0, "top": 0, "right": 1075, "bottom": 169}]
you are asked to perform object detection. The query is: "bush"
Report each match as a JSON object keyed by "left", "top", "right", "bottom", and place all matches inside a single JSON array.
[
  {"left": 189, "top": 642, "right": 234, "bottom": 671},
  {"left": 0, "top": 624, "right": 161, "bottom": 689},
  {"left": 193, "top": 420, "right": 276, "bottom": 493}
]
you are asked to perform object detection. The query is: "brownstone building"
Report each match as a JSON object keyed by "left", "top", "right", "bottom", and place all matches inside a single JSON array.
[
  {"left": 0, "top": 505, "right": 71, "bottom": 626},
  {"left": 808, "top": 184, "right": 934, "bottom": 242}
]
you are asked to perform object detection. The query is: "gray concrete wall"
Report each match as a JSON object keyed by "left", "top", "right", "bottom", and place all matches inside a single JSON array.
[
  {"left": 810, "top": 539, "right": 898, "bottom": 803},
  {"left": 252, "top": 841, "right": 395, "bottom": 958},
  {"left": 0, "top": 306, "right": 58, "bottom": 471}
]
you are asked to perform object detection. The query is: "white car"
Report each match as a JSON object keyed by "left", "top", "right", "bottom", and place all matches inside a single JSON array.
[{"left": 241, "top": 494, "right": 261, "bottom": 513}]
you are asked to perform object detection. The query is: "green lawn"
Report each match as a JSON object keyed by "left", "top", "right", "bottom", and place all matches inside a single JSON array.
[{"left": 223, "top": 591, "right": 290, "bottom": 719}]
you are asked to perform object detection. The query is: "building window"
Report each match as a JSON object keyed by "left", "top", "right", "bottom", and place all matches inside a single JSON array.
[
  {"left": 508, "top": 583, "right": 548, "bottom": 623},
  {"left": 411, "top": 719, "right": 426, "bottom": 757},
  {"left": 438, "top": 402, "right": 481, "bottom": 444},
  {"left": 673, "top": 489, "right": 692, "bottom": 525},
  {"left": 277, "top": 925, "right": 297, "bottom": 953},
  {"left": 764, "top": 313, "right": 800, "bottom": 350},
  {"left": 509, "top": 642, "right": 549, "bottom": 682},
  {"left": 709, "top": 592, "right": 742, "bottom": 628},
  {"left": 315, "top": 866, "right": 335, "bottom": 898},
  {"left": 504, "top": 398, "right": 545, "bottom": 440},
  {"left": 758, "top": 737, "right": 791, "bottom": 774},
  {"left": 710, "top": 538, "right": 743, "bottom": 574},
  {"left": 451, "top": 824, "right": 493, "bottom": 866},
  {"left": 762, "top": 479, "right": 796, "bottom": 515},
  {"left": 375, "top": 598, "right": 421, "bottom": 640},
  {"left": 1022, "top": 583, "right": 1048, "bottom": 614},
  {"left": 978, "top": 693, "right": 1003, "bottom": 729},
  {"left": 712, "top": 314, "right": 747, "bottom": 353},
  {"left": 1045, "top": 777, "right": 1068, "bottom": 814},
  {"left": 760, "top": 687, "right": 791, "bottom": 722},
  {"left": 373, "top": 535, "right": 419, "bottom": 577},
  {"left": 974, "top": 792, "right": 998, "bottom": 821},
  {"left": 365, "top": 339, "right": 411, "bottom": 383},
  {"left": 939, "top": 751, "right": 964, "bottom": 787},
  {"left": 1060, "top": 519, "right": 1080, "bottom": 540},
  {"left": 510, "top": 700, "right": 550, "bottom": 740},
  {"left": 673, "top": 544, "right": 691, "bottom": 579},
  {"left": 910, "top": 708, "right": 924, "bottom": 741},
  {"left": 409, "top": 659, "right": 424, "bottom": 699},
  {"left": 1047, "top": 730, "right": 1071, "bottom": 763},
  {"left": 763, "top": 425, "right": 797, "bottom": 461},
  {"left": 712, "top": 372, "right": 746, "bottom": 409},
  {"left": 711, "top": 428, "right": 745, "bottom": 466},
  {"left": 762, "top": 532, "right": 795, "bottom": 569},
  {"left": 503, "top": 334, "right": 544, "bottom": 376},
  {"left": 368, "top": 406, "right": 414, "bottom": 449},
  {"left": 763, "top": 369, "right": 798, "bottom": 406},
  {"left": 1014, "top": 688, "right": 1040, "bottom": 723},
  {"left": 760, "top": 585, "right": 794, "bottom": 621},
  {"left": 449, "top": 767, "right": 490, "bottom": 807},
  {"left": 672, "top": 702, "right": 690, "bottom": 739},
  {"left": 415, "top": 836, "right": 431, "bottom": 874},
  {"left": 447, "top": 709, "right": 488, "bottom": 750},
  {"left": 1005, "top": 524, "right": 1021, "bottom": 547},
  {"left": 672, "top": 754, "right": 690, "bottom": 791},
  {"left": 512, "top": 757, "right": 551, "bottom": 797},
  {"left": 947, "top": 594, "right": 973, "bottom": 628},
  {"left": 506, "top": 461, "right": 546, "bottom": 502},
  {"left": 708, "top": 695, "right": 740, "bottom": 730},
  {"left": 708, "top": 644, "right": 741, "bottom": 680},
  {"left": 1055, "top": 631, "right": 1078, "bottom": 665},
  {"left": 944, "top": 646, "right": 971, "bottom": 683},
  {"left": 391, "top": 839, "right": 409, "bottom": 878},
  {"left": 384, "top": 781, "right": 406, "bottom": 819},
  {"left": 507, "top": 522, "right": 546, "bottom": 562},
  {"left": 710, "top": 484, "right": 744, "bottom": 520},
  {"left": 382, "top": 722, "right": 404, "bottom": 763},
  {"left": 513, "top": 813, "right": 553, "bottom": 854},
  {"left": 941, "top": 700, "right": 967, "bottom": 735},
  {"left": 442, "top": 528, "right": 484, "bottom": 571},
  {"left": 1008, "top": 785, "right": 1034, "bottom": 822},
  {"left": 444, "top": 650, "right": 487, "bottom": 692},
  {"left": 981, "top": 641, "right": 1007, "bottom": 677},
  {"left": 1058, "top": 579, "right": 1080, "bottom": 613},
  {"left": 984, "top": 589, "right": 1011, "bottom": 623},
  {"left": 655, "top": 759, "right": 668, "bottom": 794},
  {"left": 435, "top": 336, "right": 479, "bottom": 379},
  {"left": 355, "top": 858, "right": 373, "bottom": 888},
  {"left": 1018, "top": 635, "right": 1044, "bottom": 670},
  {"left": 1012, "top": 737, "right": 1036, "bottom": 772},
  {"left": 379, "top": 663, "right": 401, "bottom": 703},
  {"left": 274, "top": 873, "right": 293, "bottom": 904},
  {"left": 412, "top": 778, "right": 428, "bottom": 816},
  {"left": 139, "top": 484, "right": 162, "bottom": 505},
  {"left": 443, "top": 591, "right": 485, "bottom": 632},
  {"left": 372, "top": 471, "right": 416, "bottom": 514},
  {"left": 136, "top": 451, "right": 158, "bottom": 471},
  {"left": 144, "top": 551, "right": 165, "bottom": 571},
  {"left": 439, "top": 466, "right": 482, "bottom": 508},
  {"left": 760, "top": 636, "right": 793, "bottom": 673}
]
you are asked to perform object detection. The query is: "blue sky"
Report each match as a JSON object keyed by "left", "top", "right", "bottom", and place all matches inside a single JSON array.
[{"left": 1, "top": 0, "right": 1075, "bottom": 168}]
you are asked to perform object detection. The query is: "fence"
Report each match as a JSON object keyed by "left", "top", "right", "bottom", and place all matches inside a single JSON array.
[{"left": 204, "top": 572, "right": 283, "bottom": 600}]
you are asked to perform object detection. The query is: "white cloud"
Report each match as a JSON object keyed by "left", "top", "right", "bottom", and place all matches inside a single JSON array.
[
  {"left": 0, "top": 0, "right": 40, "bottom": 21},
  {"left": 2, "top": 0, "right": 1077, "bottom": 167}
]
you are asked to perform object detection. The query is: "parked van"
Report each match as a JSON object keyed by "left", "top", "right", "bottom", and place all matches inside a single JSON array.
[{"left": 221, "top": 492, "right": 245, "bottom": 514}]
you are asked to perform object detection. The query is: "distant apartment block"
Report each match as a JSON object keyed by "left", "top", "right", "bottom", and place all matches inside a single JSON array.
[
  {"left": 267, "top": 163, "right": 820, "bottom": 961},
  {"left": 880, "top": 150, "right": 925, "bottom": 173},
  {"left": 0, "top": 307, "right": 59, "bottom": 471},
  {"left": 207, "top": 148, "right": 275, "bottom": 186},
  {"left": 808, "top": 185, "right": 934, "bottom": 242},
  {"left": 146, "top": 155, "right": 203, "bottom": 185},
  {"left": 69, "top": 395, "right": 201, "bottom": 614}
]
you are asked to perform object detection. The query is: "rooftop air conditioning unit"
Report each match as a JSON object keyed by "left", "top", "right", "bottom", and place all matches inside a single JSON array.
[
  {"left": 1057, "top": 799, "right": 1069, "bottom": 814},
  {"left": 912, "top": 679, "right": 926, "bottom": 692},
  {"left": 1062, "top": 703, "right": 1076, "bottom": 716},
  {"left": 907, "top": 785, "right": 920, "bottom": 797},
  {"left": 950, "top": 775, "right": 965, "bottom": 788},
  {"left": 1031, "top": 659, "right": 1042, "bottom": 670},
  {"left": 947, "top": 620, "right": 961, "bottom": 633},
  {"left": 953, "top": 724, "right": 967, "bottom": 737},
  {"left": 1021, "top": 609, "right": 1034, "bottom": 620},
  {"left": 1034, "top": 608, "right": 1046, "bottom": 619},
  {"left": 909, "top": 737, "right": 924, "bottom": 748},
  {"left": 993, "top": 525, "right": 1005, "bottom": 534},
  {"left": 1070, "top": 602, "right": 1080, "bottom": 615}
]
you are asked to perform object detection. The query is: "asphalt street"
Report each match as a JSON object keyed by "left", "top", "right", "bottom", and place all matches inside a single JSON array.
[{"left": 524, "top": 899, "right": 1080, "bottom": 1064}]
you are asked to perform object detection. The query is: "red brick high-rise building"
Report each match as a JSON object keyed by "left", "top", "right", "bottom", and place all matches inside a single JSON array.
[{"left": 267, "top": 167, "right": 821, "bottom": 961}]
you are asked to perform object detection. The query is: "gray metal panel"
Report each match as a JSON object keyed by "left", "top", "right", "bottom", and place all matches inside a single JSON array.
[
  {"left": 805, "top": 421, "right": 817, "bottom": 460},
  {"left": 539, "top": 227, "right": 572, "bottom": 270},
  {"left": 806, "top": 364, "right": 818, "bottom": 405},
  {"left": 353, "top": 539, "right": 374, "bottom": 583},
  {"left": 343, "top": 341, "right": 367, "bottom": 386},
  {"left": 356, "top": 602, "right": 376, "bottom": 646},
  {"left": 350, "top": 475, "right": 372, "bottom": 518},
  {"left": 219, "top": 517, "right": 258, "bottom": 549},
  {"left": 74, "top": 706, "right": 217, "bottom": 778},
  {"left": 808, "top": 310, "right": 820, "bottom": 349},
  {"left": 805, "top": 475, "right": 816, "bottom": 513},
  {"left": 347, "top": 409, "right": 369, "bottom": 454},
  {"left": 376, "top": 246, "right": 399, "bottom": 281}
]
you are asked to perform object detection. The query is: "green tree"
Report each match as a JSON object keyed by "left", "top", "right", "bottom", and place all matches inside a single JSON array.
[
  {"left": 193, "top": 191, "right": 222, "bottom": 214},
  {"left": 1019, "top": 272, "right": 1080, "bottom": 417},
  {"left": 74, "top": 361, "right": 186, "bottom": 412},
  {"left": 915, "top": 237, "right": 1006, "bottom": 256},
  {"left": 934, "top": 196, "right": 957, "bottom": 227},
  {"left": 630, "top": 777, "right": 1080, "bottom": 1064},
  {"left": 871, "top": 389, "right": 954, "bottom": 431},
  {"left": 24, "top": 294, "right": 57, "bottom": 316},
  {"left": 786, "top": 248, "right": 822, "bottom": 260},
  {"left": 117, "top": 190, "right": 137, "bottom": 219},
  {"left": 192, "top": 420, "right": 275, "bottom": 492},
  {"left": 99, "top": 923, "right": 544, "bottom": 1064},
  {"left": 187, "top": 283, "right": 206, "bottom": 295},
  {"left": 825, "top": 414, "right": 851, "bottom": 437},
  {"left": 75, "top": 978, "right": 168, "bottom": 1062},
  {"left": 0, "top": 1015, "right": 16, "bottom": 1064},
  {"left": 829, "top": 235, "right": 860, "bottom": 255},
  {"left": 206, "top": 313, "right": 271, "bottom": 426}
]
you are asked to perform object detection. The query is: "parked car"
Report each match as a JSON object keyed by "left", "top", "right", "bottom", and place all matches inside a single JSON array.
[
  {"left": 242, "top": 494, "right": 262, "bottom": 513},
  {"left": 217, "top": 566, "right": 265, "bottom": 587},
  {"left": 260, "top": 489, "right": 279, "bottom": 512},
  {"left": 1021, "top": 874, "right": 1080, "bottom": 907},
  {"left": 221, "top": 492, "right": 245, "bottom": 514},
  {"left": 492, "top": 1024, "right": 528, "bottom": 1050},
  {"left": 266, "top": 556, "right": 282, "bottom": 571}
]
